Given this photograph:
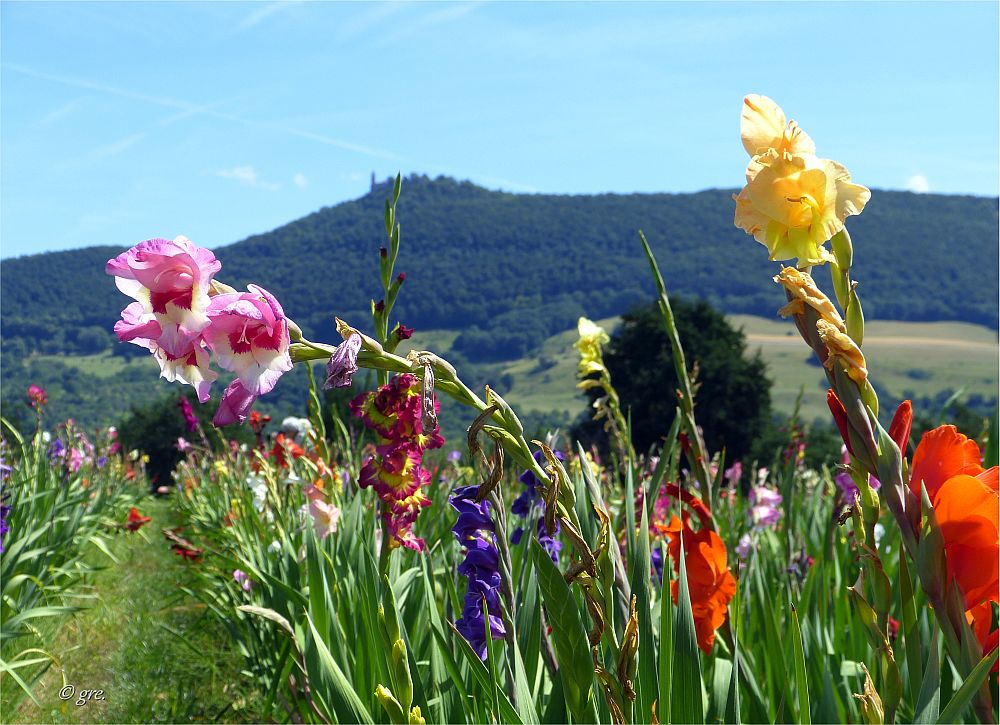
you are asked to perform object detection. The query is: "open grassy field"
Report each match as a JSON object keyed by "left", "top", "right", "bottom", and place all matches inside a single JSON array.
[{"left": 410, "top": 315, "right": 998, "bottom": 425}]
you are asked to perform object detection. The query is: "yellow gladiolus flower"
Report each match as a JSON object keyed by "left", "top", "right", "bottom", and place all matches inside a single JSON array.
[
  {"left": 741, "top": 94, "right": 815, "bottom": 159},
  {"left": 735, "top": 151, "right": 870, "bottom": 268},
  {"left": 734, "top": 94, "right": 871, "bottom": 268},
  {"left": 575, "top": 317, "right": 610, "bottom": 378}
]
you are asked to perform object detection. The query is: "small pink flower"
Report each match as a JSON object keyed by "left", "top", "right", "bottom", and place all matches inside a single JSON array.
[
  {"left": 106, "top": 236, "right": 221, "bottom": 333},
  {"left": 309, "top": 499, "right": 341, "bottom": 540},
  {"left": 232, "top": 569, "right": 253, "bottom": 592},
  {"left": 176, "top": 437, "right": 190, "bottom": 452}
]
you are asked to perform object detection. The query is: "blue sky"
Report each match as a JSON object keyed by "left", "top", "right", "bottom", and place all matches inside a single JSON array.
[{"left": 2, "top": 1, "right": 997, "bottom": 260}]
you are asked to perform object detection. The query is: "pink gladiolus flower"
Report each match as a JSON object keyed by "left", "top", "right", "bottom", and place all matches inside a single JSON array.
[
  {"left": 213, "top": 380, "right": 258, "bottom": 426},
  {"left": 309, "top": 499, "right": 341, "bottom": 540},
  {"left": 114, "top": 303, "right": 218, "bottom": 403},
  {"left": 203, "top": 284, "right": 292, "bottom": 402},
  {"left": 749, "top": 486, "right": 782, "bottom": 528},
  {"left": 106, "top": 236, "right": 221, "bottom": 333}
]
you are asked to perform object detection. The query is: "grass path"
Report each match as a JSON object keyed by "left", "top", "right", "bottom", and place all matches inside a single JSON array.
[{"left": 10, "top": 498, "right": 263, "bottom": 724}]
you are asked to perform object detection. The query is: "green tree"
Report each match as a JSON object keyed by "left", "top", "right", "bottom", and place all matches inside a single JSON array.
[{"left": 577, "top": 298, "right": 772, "bottom": 461}]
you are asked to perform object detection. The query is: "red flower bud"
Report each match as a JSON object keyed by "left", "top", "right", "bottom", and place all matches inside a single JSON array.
[
  {"left": 888, "top": 400, "right": 913, "bottom": 456},
  {"left": 827, "top": 389, "right": 853, "bottom": 455}
]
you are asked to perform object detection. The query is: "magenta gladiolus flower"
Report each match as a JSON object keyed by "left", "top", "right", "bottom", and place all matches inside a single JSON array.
[
  {"left": 203, "top": 285, "right": 292, "bottom": 398},
  {"left": 106, "top": 236, "right": 221, "bottom": 333},
  {"left": 213, "top": 380, "right": 258, "bottom": 426}
]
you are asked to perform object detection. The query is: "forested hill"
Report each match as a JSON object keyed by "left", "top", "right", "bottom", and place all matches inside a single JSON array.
[{"left": 2, "top": 175, "right": 998, "bottom": 364}]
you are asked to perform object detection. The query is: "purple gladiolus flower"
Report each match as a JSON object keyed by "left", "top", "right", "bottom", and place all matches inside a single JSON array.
[
  {"left": 48, "top": 438, "right": 65, "bottom": 462},
  {"left": 448, "top": 450, "right": 462, "bottom": 463},
  {"left": 450, "top": 484, "right": 506, "bottom": 660},
  {"left": 323, "top": 334, "right": 362, "bottom": 389},
  {"left": 510, "top": 449, "right": 563, "bottom": 563}
]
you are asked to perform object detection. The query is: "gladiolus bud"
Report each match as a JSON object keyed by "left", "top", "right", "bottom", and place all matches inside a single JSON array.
[
  {"left": 854, "top": 664, "right": 884, "bottom": 725},
  {"left": 392, "top": 639, "right": 413, "bottom": 711},
  {"left": 380, "top": 246, "right": 388, "bottom": 259},
  {"left": 375, "top": 685, "right": 406, "bottom": 725},
  {"left": 888, "top": 400, "right": 912, "bottom": 456},
  {"left": 396, "top": 272, "right": 406, "bottom": 283},
  {"left": 827, "top": 389, "right": 853, "bottom": 455},
  {"left": 408, "top": 706, "right": 426, "bottom": 725}
]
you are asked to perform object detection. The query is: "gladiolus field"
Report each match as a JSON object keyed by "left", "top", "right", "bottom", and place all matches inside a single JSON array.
[{"left": 2, "top": 96, "right": 998, "bottom": 725}]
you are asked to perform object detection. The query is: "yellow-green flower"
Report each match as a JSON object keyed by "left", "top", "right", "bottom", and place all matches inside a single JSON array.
[{"left": 574, "top": 317, "right": 609, "bottom": 378}]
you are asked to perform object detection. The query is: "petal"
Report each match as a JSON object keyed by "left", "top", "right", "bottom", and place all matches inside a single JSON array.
[
  {"left": 911, "top": 426, "right": 984, "bottom": 501},
  {"left": 740, "top": 94, "right": 787, "bottom": 156}
]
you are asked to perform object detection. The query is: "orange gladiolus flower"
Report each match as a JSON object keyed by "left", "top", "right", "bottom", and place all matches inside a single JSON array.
[
  {"left": 663, "top": 515, "right": 737, "bottom": 654},
  {"left": 910, "top": 425, "right": 999, "bottom": 610}
]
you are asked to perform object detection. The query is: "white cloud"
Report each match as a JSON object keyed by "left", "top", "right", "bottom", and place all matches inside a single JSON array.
[
  {"left": 293, "top": 172, "right": 308, "bottom": 189},
  {"left": 906, "top": 174, "right": 930, "bottom": 193},
  {"left": 216, "top": 165, "right": 280, "bottom": 191}
]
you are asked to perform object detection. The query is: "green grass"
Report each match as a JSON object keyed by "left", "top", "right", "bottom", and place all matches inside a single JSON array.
[{"left": 9, "top": 498, "right": 263, "bottom": 725}]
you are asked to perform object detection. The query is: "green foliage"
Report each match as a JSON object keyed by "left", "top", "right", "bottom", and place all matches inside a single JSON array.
[
  {"left": 116, "top": 392, "right": 252, "bottom": 486},
  {"left": 577, "top": 298, "right": 772, "bottom": 461}
]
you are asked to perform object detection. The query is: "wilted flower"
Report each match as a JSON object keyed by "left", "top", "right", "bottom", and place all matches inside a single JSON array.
[
  {"left": 511, "top": 449, "right": 562, "bottom": 563},
  {"left": 324, "top": 334, "right": 362, "bottom": 389}
]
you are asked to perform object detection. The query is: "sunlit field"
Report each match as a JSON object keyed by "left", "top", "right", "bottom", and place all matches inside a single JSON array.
[{"left": 2, "top": 84, "right": 997, "bottom": 725}]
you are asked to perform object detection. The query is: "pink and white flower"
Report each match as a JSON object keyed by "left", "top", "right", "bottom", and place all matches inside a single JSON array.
[
  {"left": 203, "top": 284, "right": 292, "bottom": 400},
  {"left": 309, "top": 499, "right": 341, "bottom": 540},
  {"left": 106, "top": 236, "right": 221, "bottom": 333},
  {"left": 114, "top": 303, "right": 218, "bottom": 402}
]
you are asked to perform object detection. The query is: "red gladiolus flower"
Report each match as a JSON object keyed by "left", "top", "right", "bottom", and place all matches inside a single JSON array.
[
  {"left": 662, "top": 514, "right": 737, "bottom": 654},
  {"left": 27, "top": 384, "right": 47, "bottom": 409},
  {"left": 911, "top": 425, "right": 999, "bottom": 611},
  {"left": 125, "top": 507, "right": 151, "bottom": 532},
  {"left": 270, "top": 433, "right": 304, "bottom": 468}
]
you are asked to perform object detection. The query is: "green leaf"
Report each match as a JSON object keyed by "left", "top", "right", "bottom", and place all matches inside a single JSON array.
[
  {"left": 789, "top": 604, "right": 811, "bottom": 724},
  {"left": 671, "top": 534, "right": 705, "bottom": 724},
  {"left": 914, "top": 629, "right": 940, "bottom": 724},
  {"left": 531, "top": 538, "right": 598, "bottom": 724},
  {"left": 302, "top": 615, "right": 374, "bottom": 724},
  {"left": 935, "top": 646, "right": 998, "bottom": 724},
  {"left": 630, "top": 502, "right": 656, "bottom": 724},
  {"left": 657, "top": 541, "right": 673, "bottom": 725}
]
